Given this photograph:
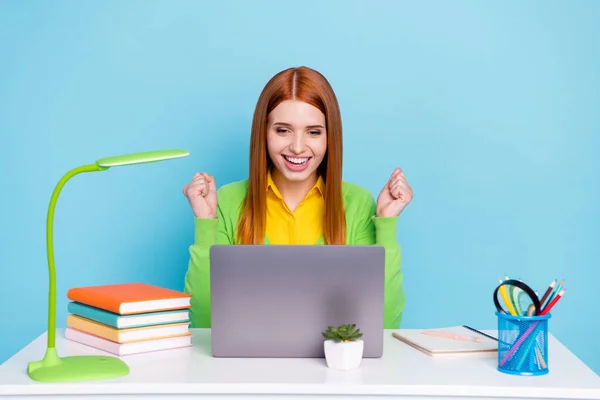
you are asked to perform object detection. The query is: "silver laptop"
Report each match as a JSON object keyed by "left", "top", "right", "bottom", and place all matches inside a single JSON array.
[{"left": 209, "top": 245, "right": 385, "bottom": 358}]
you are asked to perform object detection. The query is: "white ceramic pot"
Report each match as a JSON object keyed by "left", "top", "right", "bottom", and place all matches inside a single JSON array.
[{"left": 323, "top": 339, "right": 364, "bottom": 370}]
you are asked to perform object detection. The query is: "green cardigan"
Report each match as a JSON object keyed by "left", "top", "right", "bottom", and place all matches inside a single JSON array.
[{"left": 183, "top": 179, "right": 406, "bottom": 329}]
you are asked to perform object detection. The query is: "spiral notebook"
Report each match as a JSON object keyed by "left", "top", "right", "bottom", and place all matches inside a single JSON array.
[{"left": 391, "top": 326, "right": 498, "bottom": 356}]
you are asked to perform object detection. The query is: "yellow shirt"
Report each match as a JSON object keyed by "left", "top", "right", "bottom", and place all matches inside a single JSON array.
[{"left": 266, "top": 171, "right": 324, "bottom": 244}]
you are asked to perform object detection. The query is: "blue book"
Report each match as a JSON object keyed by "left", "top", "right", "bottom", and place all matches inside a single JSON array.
[{"left": 67, "top": 302, "right": 190, "bottom": 329}]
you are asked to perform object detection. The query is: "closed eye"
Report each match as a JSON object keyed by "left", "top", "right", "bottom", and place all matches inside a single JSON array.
[{"left": 308, "top": 130, "right": 322, "bottom": 135}]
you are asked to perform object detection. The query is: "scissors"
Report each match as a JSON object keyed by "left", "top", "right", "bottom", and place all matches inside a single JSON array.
[{"left": 493, "top": 279, "right": 541, "bottom": 316}]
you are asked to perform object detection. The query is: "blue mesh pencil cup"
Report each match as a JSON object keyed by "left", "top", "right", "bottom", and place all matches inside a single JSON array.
[{"left": 496, "top": 311, "right": 550, "bottom": 376}]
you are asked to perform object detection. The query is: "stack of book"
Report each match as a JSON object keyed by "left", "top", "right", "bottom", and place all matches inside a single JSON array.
[{"left": 64, "top": 282, "right": 193, "bottom": 356}]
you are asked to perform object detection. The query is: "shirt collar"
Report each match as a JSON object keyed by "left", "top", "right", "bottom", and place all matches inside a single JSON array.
[{"left": 267, "top": 170, "right": 325, "bottom": 198}]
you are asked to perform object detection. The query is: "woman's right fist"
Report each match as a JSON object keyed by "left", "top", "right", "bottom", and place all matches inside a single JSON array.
[{"left": 182, "top": 172, "right": 218, "bottom": 219}]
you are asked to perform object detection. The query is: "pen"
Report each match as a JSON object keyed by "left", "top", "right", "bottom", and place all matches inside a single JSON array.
[{"left": 462, "top": 325, "right": 497, "bottom": 342}]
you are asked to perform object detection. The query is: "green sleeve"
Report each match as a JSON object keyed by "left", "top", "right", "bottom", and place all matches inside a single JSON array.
[
  {"left": 353, "top": 197, "right": 405, "bottom": 329},
  {"left": 183, "top": 203, "right": 232, "bottom": 328}
]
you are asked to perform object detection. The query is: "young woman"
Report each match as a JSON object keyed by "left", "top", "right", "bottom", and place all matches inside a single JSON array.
[{"left": 182, "top": 66, "right": 413, "bottom": 330}]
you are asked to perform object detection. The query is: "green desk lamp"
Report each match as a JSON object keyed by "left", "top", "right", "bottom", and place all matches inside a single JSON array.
[{"left": 27, "top": 149, "right": 189, "bottom": 382}]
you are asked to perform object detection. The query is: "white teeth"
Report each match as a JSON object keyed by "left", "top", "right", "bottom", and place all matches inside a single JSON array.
[{"left": 284, "top": 156, "right": 309, "bottom": 165}]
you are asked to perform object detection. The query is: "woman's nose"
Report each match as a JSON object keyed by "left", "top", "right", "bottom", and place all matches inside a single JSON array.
[{"left": 289, "top": 133, "right": 305, "bottom": 154}]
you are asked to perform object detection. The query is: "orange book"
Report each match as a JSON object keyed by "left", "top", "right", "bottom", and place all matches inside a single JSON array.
[{"left": 67, "top": 282, "right": 192, "bottom": 315}]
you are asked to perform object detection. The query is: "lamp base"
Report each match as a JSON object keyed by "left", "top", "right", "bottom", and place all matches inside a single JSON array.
[{"left": 28, "top": 348, "right": 129, "bottom": 382}]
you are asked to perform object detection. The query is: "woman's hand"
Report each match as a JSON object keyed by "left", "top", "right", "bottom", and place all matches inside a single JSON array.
[
  {"left": 183, "top": 172, "right": 218, "bottom": 219},
  {"left": 376, "top": 168, "right": 413, "bottom": 218}
]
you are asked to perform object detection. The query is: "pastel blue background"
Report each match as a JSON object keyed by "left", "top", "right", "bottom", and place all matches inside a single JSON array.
[{"left": 1, "top": 0, "right": 598, "bottom": 375}]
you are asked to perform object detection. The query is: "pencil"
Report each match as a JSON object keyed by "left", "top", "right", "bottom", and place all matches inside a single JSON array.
[
  {"left": 510, "top": 286, "right": 523, "bottom": 316},
  {"left": 545, "top": 279, "right": 564, "bottom": 309},
  {"left": 535, "top": 346, "right": 547, "bottom": 369},
  {"left": 538, "top": 279, "right": 556, "bottom": 308},
  {"left": 541, "top": 288, "right": 565, "bottom": 315},
  {"left": 498, "top": 279, "right": 517, "bottom": 316}
]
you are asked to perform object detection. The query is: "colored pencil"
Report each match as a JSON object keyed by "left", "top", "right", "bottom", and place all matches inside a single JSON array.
[
  {"left": 544, "top": 279, "right": 564, "bottom": 309},
  {"left": 535, "top": 346, "right": 547, "bottom": 369},
  {"left": 538, "top": 279, "right": 556, "bottom": 307},
  {"left": 541, "top": 288, "right": 565, "bottom": 315},
  {"left": 498, "top": 279, "right": 517, "bottom": 316},
  {"left": 504, "top": 275, "right": 524, "bottom": 316}
]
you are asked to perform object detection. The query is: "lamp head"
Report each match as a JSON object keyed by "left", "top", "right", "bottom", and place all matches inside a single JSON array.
[{"left": 95, "top": 149, "right": 189, "bottom": 168}]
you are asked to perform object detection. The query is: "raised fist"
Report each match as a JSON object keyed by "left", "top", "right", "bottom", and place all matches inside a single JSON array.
[
  {"left": 376, "top": 168, "right": 413, "bottom": 218},
  {"left": 182, "top": 172, "right": 218, "bottom": 219}
]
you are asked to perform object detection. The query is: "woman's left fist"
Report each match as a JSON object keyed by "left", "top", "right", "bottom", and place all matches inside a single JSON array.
[{"left": 376, "top": 168, "right": 413, "bottom": 218}]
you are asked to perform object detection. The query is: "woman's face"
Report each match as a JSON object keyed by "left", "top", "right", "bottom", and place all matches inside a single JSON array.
[{"left": 266, "top": 100, "right": 327, "bottom": 185}]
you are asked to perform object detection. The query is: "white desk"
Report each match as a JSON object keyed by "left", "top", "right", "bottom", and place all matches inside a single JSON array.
[{"left": 1, "top": 329, "right": 599, "bottom": 400}]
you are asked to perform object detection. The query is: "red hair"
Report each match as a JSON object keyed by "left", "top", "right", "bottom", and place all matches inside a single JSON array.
[{"left": 236, "top": 66, "right": 346, "bottom": 245}]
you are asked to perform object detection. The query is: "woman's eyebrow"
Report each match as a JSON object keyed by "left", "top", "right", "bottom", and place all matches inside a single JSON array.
[{"left": 272, "top": 122, "right": 324, "bottom": 129}]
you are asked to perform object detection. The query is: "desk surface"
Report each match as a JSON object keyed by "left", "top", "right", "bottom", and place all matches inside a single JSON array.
[{"left": 1, "top": 329, "right": 599, "bottom": 399}]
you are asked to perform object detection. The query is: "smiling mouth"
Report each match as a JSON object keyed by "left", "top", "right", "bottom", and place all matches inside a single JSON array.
[{"left": 283, "top": 155, "right": 311, "bottom": 165}]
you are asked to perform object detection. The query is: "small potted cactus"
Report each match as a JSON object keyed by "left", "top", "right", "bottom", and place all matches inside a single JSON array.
[{"left": 321, "top": 324, "right": 364, "bottom": 370}]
